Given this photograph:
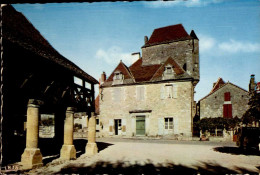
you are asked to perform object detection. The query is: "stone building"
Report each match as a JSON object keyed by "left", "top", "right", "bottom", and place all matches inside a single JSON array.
[
  {"left": 198, "top": 78, "right": 250, "bottom": 119},
  {"left": 99, "top": 24, "right": 199, "bottom": 138}
]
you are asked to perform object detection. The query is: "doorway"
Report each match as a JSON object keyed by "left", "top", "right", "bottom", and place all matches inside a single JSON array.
[
  {"left": 114, "top": 119, "right": 122, "bottom": 135},
  {"left": 136, "top": 116, "right": 145, "bottom": 135}
]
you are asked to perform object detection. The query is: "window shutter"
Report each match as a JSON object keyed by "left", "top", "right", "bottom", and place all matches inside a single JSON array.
[
  {"left": 109, "top": 119, "right": 114, "bottom": 136},
  {"left": 224, "top": 92, "right": 231, "bottom": 101},
  {"left": 228, "top": 104, "right": 232, "bottom": 118},
  {"left": 158, "top": 118, "right": 164, "bottom": 135},
  {"left": 173, "top": 84, "right": 178, "bottom": 99},
  {"left": 160, "top": 85, "right": 165, "bottom": 99},
  {"left": 122, "top": 119, "right": 126, "bottom": 135},
  {"left": 174, "top": 118, "right": 178, "bottom": 134}
]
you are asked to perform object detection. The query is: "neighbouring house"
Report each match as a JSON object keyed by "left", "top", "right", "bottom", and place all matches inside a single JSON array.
[
  {"left": 99, "top": 24, "right": 199, "bottom": 138},
  {"left": 198, "top": 77, "right": 251, "bottom": 119}
]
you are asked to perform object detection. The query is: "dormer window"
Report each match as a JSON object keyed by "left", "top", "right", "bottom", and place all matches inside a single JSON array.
[
  {"left": 162, "top": 64, "right": 175, "bottom": 80},
  {"left": 165, "top": 66, "right": 172, "bottom": 74},
  {"left": 113, "top": 71, "right": 124, "bottom": 85},
  {"left": 115, "top": 72, "right": 121, "bottom": 80}
]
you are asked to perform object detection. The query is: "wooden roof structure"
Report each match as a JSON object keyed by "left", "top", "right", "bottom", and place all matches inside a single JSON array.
[{"left": 3, "top": 5, "right": 98, "bottom": 84}]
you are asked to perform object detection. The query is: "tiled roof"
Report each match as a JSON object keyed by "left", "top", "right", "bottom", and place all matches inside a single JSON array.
[
  {"left": 106, "top": 61, "right": 134, "bottom": 81},
  {"left": 143, "top": 24, "right": 192, "bottom": 47},
  {"left": 129, "top": 58, "right": 161, "bottom": 82},
  {"left": 210, "top": 78, "right": 225, "bottom": 93},
  {"left": 103, "top": 57, "right": 186, "bottom": 86},
  {"left": 3, "top": 5, "right": 98, "bottom": 84},
  {"left": 151, "top": 57, "right": 185, "bottom": 80}
]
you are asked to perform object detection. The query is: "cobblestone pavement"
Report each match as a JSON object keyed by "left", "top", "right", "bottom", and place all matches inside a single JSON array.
[{"left": 26, "top": 138, "right": 260, "bottom": 174}]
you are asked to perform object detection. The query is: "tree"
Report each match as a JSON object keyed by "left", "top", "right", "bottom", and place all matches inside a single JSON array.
[{"left": 242, "top": 91, "right": 260, "bottom": 125}]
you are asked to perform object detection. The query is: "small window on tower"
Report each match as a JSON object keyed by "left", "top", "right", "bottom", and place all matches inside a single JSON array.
[{"left": 183, "top": 63, "right": 187, "bottom": 71}]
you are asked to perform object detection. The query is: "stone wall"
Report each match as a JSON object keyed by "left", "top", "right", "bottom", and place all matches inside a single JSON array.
[
  {"left": 141, "top": 39, "right": 199, "bottom": 80},
  {"left": 199, "top": 83, "right": 249, "bottom": 119},
  {"left": 99, "top": 81, "right": 194, "bottom": 138}
]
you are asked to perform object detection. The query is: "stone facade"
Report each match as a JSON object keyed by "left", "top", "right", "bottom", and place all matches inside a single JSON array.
[
  {"left": 100, "top": 81, "right": 194, "bottom": 137},
  {"left": 99, "top": 24, "right": 199, "bottom": 138},
  {"left": 199, "top": 82, "right": 249, "bottom": 119}
]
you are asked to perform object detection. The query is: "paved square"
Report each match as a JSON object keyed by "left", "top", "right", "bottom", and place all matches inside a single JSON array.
[{"left": 28, "top": 138, "right": 260, "bottom": 174}]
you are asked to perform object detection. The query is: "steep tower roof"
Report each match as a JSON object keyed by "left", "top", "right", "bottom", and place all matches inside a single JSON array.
[{"left": 143, "top": 24, "right": 192, "bottom": 47}]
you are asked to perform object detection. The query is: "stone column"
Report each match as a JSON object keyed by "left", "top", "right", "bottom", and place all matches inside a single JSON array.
[
  {"left": 85, "top": 112, "right": 98, "bottom": 155},
  {"left": 60, "top": 107, "right": 76, "bottom": 160},
  {"left": 21, "top": 99, "right": 43, "bottom": 169}
]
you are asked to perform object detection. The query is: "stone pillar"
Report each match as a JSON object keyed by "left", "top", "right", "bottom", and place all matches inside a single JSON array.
[
  {"left": 60, "top": 107, "right": 76, "bottom": 160},
  {"left": 85, "top": 112, "right": 98, "bottom": 155},
  {"left": 21, "top": 99, "right": 43, "bottom": 169}
]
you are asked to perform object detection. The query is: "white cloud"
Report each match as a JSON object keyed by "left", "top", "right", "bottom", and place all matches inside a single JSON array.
[
  {"left": 95, "top": 46, "right": 138, "bottom": 66},
  {"left": 198, "top": 34, "right": 216, "bottom": 53},
  {"left": 143, "top": 0, "right": 223, "bottom": 8},
  {"left": 218, "top": 39, "right": 260, "bottom": 53}
]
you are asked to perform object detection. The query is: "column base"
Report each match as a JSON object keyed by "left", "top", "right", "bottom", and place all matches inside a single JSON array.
[
  {"left": 85, "top": 142, "right": 98, "bottom": 156},
  {"left": 60, "top": 145, "right": 76, "bottom": 160},
  {"left": 21, "top": 148, "right": 43, "bottom": 169}
]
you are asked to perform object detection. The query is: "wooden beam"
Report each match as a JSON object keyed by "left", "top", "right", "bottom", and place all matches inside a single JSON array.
[
  {"left": 44, "top": 81, "right": 55, "bottom": 94},
  {"left": 20, "top": 74, "right": 33, "bottom": 88}
]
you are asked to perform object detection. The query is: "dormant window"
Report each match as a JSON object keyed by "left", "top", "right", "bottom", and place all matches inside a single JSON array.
[
  {"left": 113, "top": 71, "right": 124, "bottom": 85},
  {"left": 165, "top": 118, "right": 173, "bottom": 130}
]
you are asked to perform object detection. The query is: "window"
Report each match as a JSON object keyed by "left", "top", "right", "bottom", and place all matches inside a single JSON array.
[
  {"left": 183, "top": 63, "right": 187, "bottom": 71},
  {"left": 96, "top": 119, "right": 99, "bottom": 125},
  {"left": 165, "top": 118, "right": 173, "bottom": 130},
  {"left": 165, "top": 85, "right": 173, "bottom": 98},
  {"left": 163, "top": 64, "right": 175, "bottom": 80},
  {"left": 115, "top": 73, "right": 122, "bottom": 80},
  {"left": 113, "top": 71, "right": 124, "bottom": 85},
  {"left": 136, "top": 86, "right": 145, "bottom": 101},
  {"left": 161, "top": 84, "right": 177, "bottom": 99},
  {"left": 165, "top": 67, "right": 172, "bottom": 74},
  {"left": 161, "top": 84, "right": 178, "bottom": 99}
]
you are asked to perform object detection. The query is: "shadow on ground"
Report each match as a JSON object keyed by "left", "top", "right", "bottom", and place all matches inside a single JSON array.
[
  {"left": 214, "top": 146, "right": 260, "bottom": 156},
  {"left": 40, "top": 139, "right": 113, "bottom": 165},
  {"left": 57, "top": 160, "right": 260, "bottom": 174}
]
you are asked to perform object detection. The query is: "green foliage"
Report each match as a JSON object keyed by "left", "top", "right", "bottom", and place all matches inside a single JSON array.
[
  {"left": 194, "top": 117, "right": 241, "bottom": 130},
  {"left": 242, "top": 91, "right": 260, "bottom": 124}
]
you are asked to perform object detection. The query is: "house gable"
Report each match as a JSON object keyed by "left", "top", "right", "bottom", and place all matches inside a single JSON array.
[
  {"left": 151, "top": 57, "right": 185, "bottom": 81},
  {"left": 106, "top": 61, "right": 134, "bottom": 83}
]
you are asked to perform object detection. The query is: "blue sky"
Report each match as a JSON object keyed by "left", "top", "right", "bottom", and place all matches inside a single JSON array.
[{"left": 13, "top": 0, "right": 260, "bottom": 101}]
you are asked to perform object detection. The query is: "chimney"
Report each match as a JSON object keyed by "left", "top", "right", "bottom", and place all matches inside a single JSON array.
[
  {"left": 144, "top": 36, "right": 148, "bottom": 44},
  {"left": 249, "top": 74, "right": 256, "bottom": 92},
  {"left": 132, "top": 52, "right": 140, "bottom": 58},
  {"left": 100, "top": 72, "right": 106, "bottom": 85}
]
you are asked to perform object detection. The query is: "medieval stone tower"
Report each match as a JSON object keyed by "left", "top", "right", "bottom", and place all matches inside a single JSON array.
[{"left": 141, "top": 24, "right": 199, "bottom": 85}]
